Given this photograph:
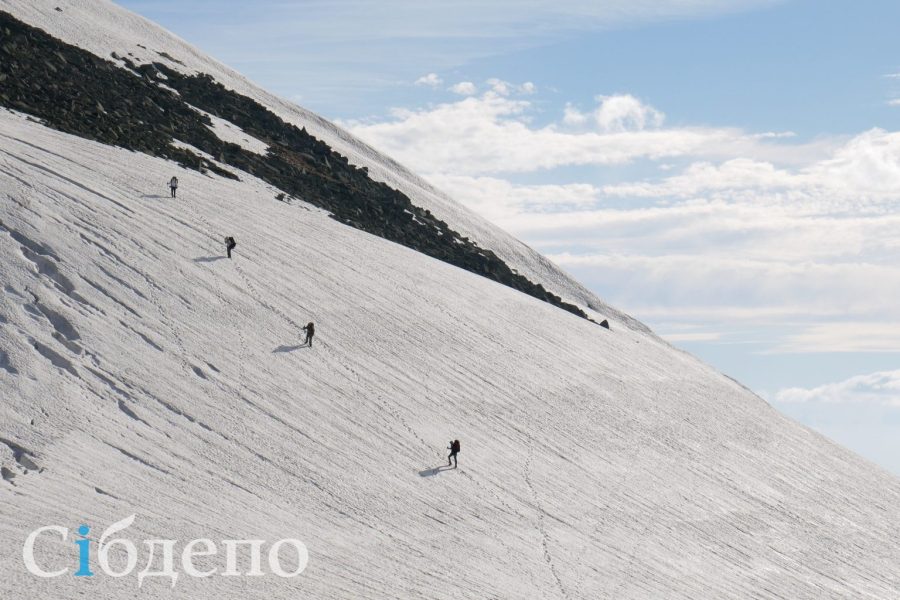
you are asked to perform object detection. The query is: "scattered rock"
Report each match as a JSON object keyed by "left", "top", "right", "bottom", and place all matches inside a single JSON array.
[
  {"left": 1, "top": 466, "right": 15, "bottom": 484},
  {"left": 95, "top": 487, "right": 119, "bottom": 499},
  {"left": 156, "top": 50, "right": 184, "bottom": 66},
  {"left": 17, "top": 453, "right": 39, "bottom": 471}
]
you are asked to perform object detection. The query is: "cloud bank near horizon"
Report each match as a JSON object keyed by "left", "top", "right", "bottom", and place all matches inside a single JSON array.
[{"left": 342, "top": 80, "right": 900, "bottom": 355}]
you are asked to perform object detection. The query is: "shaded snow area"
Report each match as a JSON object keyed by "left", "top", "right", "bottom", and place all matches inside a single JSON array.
[
  {"left": 2, "top": 109, "right": 900, "bottom": 599},
  {"left": 3, "top": 0, "right": 637, "bottom": 327}
]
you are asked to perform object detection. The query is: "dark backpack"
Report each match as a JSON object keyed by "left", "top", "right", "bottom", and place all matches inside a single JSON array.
[{"left": 452, "top": 440, "right": 460, "bottom": 453}]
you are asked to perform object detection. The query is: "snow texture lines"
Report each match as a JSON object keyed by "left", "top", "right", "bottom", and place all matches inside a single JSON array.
[
  {"left": 3, "top": 60, "right": 900, "bottom": 597},
  {"left": 524, "top": 442, "right": 572, "bottom": 600}
]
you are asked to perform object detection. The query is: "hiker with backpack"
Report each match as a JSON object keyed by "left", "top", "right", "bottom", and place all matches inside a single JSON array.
[
  {"left": 224, "top": 236, "right": 236, "bottom": 259},
  {"left": 447, "top": 439, "right": 460, "bottom": 468},
  {"left": 169, "top": 176, "right": 178, "bottom": 198},
  {"left": 302, "top": 322, "right": 315, "bottom": 347}
]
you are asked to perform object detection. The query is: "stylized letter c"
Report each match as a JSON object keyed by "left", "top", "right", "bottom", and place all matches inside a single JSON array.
[{"left": 23, "top": 526, "right": 69, "bottom": 578}]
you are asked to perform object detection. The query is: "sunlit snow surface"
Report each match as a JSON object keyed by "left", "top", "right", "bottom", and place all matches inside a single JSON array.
[{"left": 1, "top": 2, "right": 900, "bottom": 598}]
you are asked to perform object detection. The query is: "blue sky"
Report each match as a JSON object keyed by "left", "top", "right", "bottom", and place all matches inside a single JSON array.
[{"left": 120, "top": 0, "right": 900, "bottom": 475}]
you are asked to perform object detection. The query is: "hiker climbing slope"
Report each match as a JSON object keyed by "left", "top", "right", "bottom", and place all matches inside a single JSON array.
[
  {"left": 302, "top": 322, "right": 315, "bottom": 347},
  {"left": 169, "top": 176, "right": 178, "bottom": 198},
  {"left": 448, "top": 439, "right": 460, "bottom": 468},
  {"left": 225, "top": 236, "right": 236, "bottom": 259}
]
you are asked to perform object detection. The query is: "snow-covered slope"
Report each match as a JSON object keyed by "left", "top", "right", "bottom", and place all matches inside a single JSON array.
[
  {"left": 3, "top": 3, "right": 900, "bottom": 599},
  {"left": 3, "top": 110, "right": 900, "bottom": 598},
  {"left": 3, "top": 0, "right": 636, "bottom": 328}
]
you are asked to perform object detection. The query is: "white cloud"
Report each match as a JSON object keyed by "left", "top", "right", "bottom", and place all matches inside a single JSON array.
[
  {"left": 425, "top": 173, "right": 601, "bottom": 224},
  {"left": 773, "top": 324, "right": 900, "bottom": 354},
  {"left": 415, "top": 73, "right": 443, "bottom": 87},
  {"left": 888, "top": 99, "right": 900, "bottom": 107},
  {"left": 775, "top": 370, "right": 900, "bottom": 405},
  {"left": 603, "top": 158, "right": 795, "bottom": 198},
  {"left": 448, "top": 80, "right": 531, "bottom": 97},
  {"left": 546, "top": 252, "right": 900, "bottom": 316},
  {"left": 594, "top": 94, "right": 665, "bottom": 131},
  {"left": 449, "top": 81, "right": 478, "bottom": 95},
  {"left": 486, "top": 78, "right": 512, "bottom": 95},
  {"left": 660, "top": 331, "right": 723, "bottom": 342},
  {"left": 562, "top": 94, "right": 664, "bottom": 131},
  {"left": 342, "top": 91, "right": 811, "bottom": 176},
  {"left": 602, "top": 129, "right": 900, "bottom": 206},
  {"left": 562, "top": 102, "right": 589, "bottom": 126}
]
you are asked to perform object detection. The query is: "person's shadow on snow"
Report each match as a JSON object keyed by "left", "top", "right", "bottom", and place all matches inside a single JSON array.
[
  {"left": 193, "top": 256, "right": 227, "bottom": 263},
  {"left": 418, "top": 465, "right": 454, "bottom": 477},
  {"left": 141, "top": 194, "right": 168, "bottom": 200},
  {"left": 273, "top": 344, "right": 309, "bottom": 353}
]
